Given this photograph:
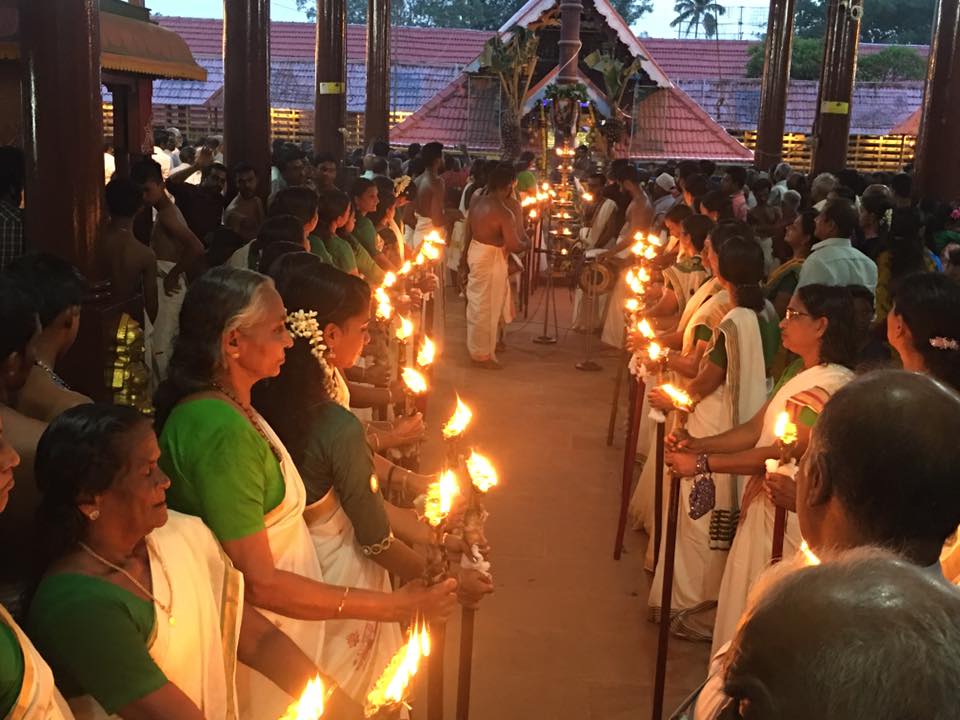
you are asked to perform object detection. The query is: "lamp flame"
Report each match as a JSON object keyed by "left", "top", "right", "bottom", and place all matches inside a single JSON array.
[
  {"left": 648, "top": 232, "right": 664, "bottom": 247},
  {"left": 648, "top": 342, "right": 663, "bottom": 361},
  {"left": 624, "top": 297, "right": 640, "bottom": 313},
  {"left": 399, "top": 261, "right": 413, "bottom": 276},
  {"left": 659, "top": 383, "right": 694, "bottom": 411},
  {"left": 799, "top": 540, "right": 821, "bottom": 566},
  {"left": 364, "top": 620, "right": 431, "bottom": 716},
  {"left": 395, "top": 315, "right": 414, "bottom": 341},
  {"left": 521, "top": 195, "right": 537, "bottom": 207},
  {"left": 400, "top": 367, "right": 428, "bottom": 396},
  {"left": 424, "top": 230, "right": 445, "bottom": 246},
  {"left": 280, "top": 675, "right": 325, "bottom": 720},
  {"left": 774, "top": 412, "right": 798, "bottom": 445},
  {"left": 416, "top": 336, "right": 436, "bottom": 367},
  {"left": 581, "top": 191, "right": 594, "bottom": 202},
  {"left": 441, "top": 395, "right": 472, "bottom": 439},
  {"left": 466, "top": 451, "right": 498, "bottom": 493},
  {"left": 529, "top": 208, "right": 538, "bottom": 219},
  {"left": 541, "top": 182, "right": 550, "bottom": 191},
  {"left": 636, "top": 318, "right": 655, "bottom": 339},
  {"left": 422, "top": 242, "right": 441, "bottom": 261},
  {"left": 382, "top": 272, "right": 397, "bottom": 288},
  {"left": 424, "top": 469, "right": 460, "bottom": 527},
  {"left": 643, "top": 245, "right": 658, "bottom": 261}
]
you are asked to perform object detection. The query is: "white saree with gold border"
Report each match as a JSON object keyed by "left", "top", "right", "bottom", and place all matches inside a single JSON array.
[
  {"left": 68, "top": 511, "right": 244, "bottom": 720},
  {"left": 1, "top": 605, "right": 73, "bottom": 720}
]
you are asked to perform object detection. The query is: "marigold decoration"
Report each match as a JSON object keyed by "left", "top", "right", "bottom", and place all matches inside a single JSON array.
[
  {"left": 280, "top": 675, "right": 325, "bottom": 720},
  {"left": 286, "top": 310, "right": 338, "bottom": 399}
]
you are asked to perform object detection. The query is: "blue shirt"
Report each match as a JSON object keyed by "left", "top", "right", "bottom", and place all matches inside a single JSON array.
[{"left": 796, "top": 237, "right": 878, "bottom": 294}]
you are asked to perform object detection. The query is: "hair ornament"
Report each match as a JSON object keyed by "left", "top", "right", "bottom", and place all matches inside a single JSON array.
[
  {"left": 950, "top": 208, "right": 960, "bottom": 222},
  {"left": 286, "top": 309, "right": 340, "bottom": 399},
  {"left": 882, "top": 208, "right": 893, "bottom": 228},
  {"left": 929, "top": 336, "right": 960, "bottom": 352}
]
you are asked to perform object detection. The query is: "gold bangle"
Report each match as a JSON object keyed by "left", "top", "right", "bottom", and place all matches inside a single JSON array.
[{"left": 336, "top": 587, "right": 350, "bottom": 617}]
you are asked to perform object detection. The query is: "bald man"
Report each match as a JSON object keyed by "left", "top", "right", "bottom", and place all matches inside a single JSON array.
[
  {"left": 722, "top": 551, "right": 960, "bottom": 720},
  {"left": 687, "top": 370, "right": 960, "bottom": 720}
]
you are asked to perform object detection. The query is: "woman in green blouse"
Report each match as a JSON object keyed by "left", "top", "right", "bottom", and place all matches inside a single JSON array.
[
  {"left": 350, "top": 178, "right": 396, "bottom": 273},
  {"left": 764, "top": 209, "right": 815, "bottom": 319},
  {"left": 311, "top": 190, "right": 359, "bottom": 275},
  {"left": 153, "top": 267, "right": 456, "bottom": 718},
  {"left": 27, "top": 403, "right": 363, "bottom": 720},
  {"left": 254, "top": 253, "right": 492, "bottom": 700}
]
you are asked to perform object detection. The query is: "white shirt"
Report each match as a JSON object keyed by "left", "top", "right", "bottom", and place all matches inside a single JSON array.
[{"left": 797, "top": 237, "right": 878, "bottom": 294}]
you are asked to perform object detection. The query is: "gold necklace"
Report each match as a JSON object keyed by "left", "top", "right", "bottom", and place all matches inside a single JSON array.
[
  {"left": 211, "top": 381, "right": 283, "bottom": 463},
  {"left": 78, "top": 541, "right": 176, "bottom": 626}
]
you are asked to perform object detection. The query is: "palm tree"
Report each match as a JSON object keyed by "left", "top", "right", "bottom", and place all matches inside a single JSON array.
[
  {"left": 670, "top": 0, "right": 726, "bottom": 39},
  {"left": 477, "top": 27, "right": 540, "bottom": 160}
]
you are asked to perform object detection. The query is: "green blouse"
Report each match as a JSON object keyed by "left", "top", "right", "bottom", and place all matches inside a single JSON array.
[
  {"left": 344, "top": 233, "right": 386, "bottom": 285},
  {"left": 159, "top": 398, "right": 285, "bottom": 542},
  {"left": 297, "top": 403, "right": 392, "bottom": 554},
  {"left": 708, "top": 315, "right": 782, "bottom": 374},
  {"left": 0, "top": 619, "right": 23, "bottom": 719},
  {"left": 320, "top": 234, "right": 359, "bottom": 274},
  {"left": 27, "top": 574, "right": 164, "bottom": 714},
  {"left": 353, "top": 215, "right": 382, "bottom": 258},
  {"left": 307, "top": 233, "right": 335, "bottom": 265},
  {"left": 769, "top": 359, "right": 820, "bottom": 428}
]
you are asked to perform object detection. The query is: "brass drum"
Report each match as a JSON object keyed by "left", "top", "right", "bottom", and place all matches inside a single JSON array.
[{"left": 577, "top": 259, "right": 618, "bottom": 295}]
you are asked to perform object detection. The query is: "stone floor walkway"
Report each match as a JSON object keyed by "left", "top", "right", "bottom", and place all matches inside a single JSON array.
[{"left": 414, "top": 285, "right": 710, "bottom": 719}]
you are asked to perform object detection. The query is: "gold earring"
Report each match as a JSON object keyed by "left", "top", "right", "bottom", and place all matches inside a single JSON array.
[{"left": 87, "top": 509, "right": 100, "bottom": 521}]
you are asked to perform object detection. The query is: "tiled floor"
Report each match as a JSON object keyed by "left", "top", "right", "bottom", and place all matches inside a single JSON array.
[{"left": 413, "top": 286, "right": 710, "bottom": 719}]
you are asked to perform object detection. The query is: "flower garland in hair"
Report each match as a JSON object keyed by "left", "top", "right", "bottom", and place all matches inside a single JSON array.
[
  {"left": 950, "top": 208, "right": 960, "bottom": 222},
  {"left": 286, "top": 310, "right": 339, "bottom": 399},
  {"left": 394, "top": 175, "right": 412, "bottom": 196},
  {"left": 930, "top": 336, "right": 960, "bottom": 352},
  {"left": 882, "top": 208, "right": 894, "bottom": 228}
]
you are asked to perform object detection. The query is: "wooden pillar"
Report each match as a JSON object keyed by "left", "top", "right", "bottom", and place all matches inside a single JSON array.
[
  {"left": 811, "top": 0, "right": 862, "bottom": 175},
  {"left": 754, "top": 0, "right": 796, "bottom": 170},
  {"left": 107, "top": 77, "right": 152, "bottom": 179},
  {"left": 223, "top": 0, "right": 271, "bottom": 198},
  {"left": 364, "top": 0, "right": 390, "bottom": 146},
  {"left": 914, "top": 0, "right": 960, "bottom": 204},
  {"left": 315, "top": 0, "right": 347, "bottom": 160},
  {"left": 558, "top": 0, "right": 584, "bottom": 84},
  {"left": 20, "top": 0, "right": 104, "bottom": 278}
]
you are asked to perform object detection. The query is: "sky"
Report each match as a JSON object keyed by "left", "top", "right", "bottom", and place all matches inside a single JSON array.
[{"left": 147, "top": 0, "right": 773, "bottom": 39}]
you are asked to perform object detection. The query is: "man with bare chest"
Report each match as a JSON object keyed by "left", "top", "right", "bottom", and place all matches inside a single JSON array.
[
  {"left": 100, "top": 177, "right": 158, "bottom": 326},
  {"left": 411, "top": 142, "right": 451, "bottom": 250},
  {"left": 463, "top": 164, "right": 527, "bottom": 369},
  {"left": 131, "top": 159, "right": 204, "bottom": 386}
]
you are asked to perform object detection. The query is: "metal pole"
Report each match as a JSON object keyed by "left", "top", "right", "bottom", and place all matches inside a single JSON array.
[
  {"left": 651, "top": 470, "right": 681, "bottom": 720},
  {"left": 613, "top": 376, "right": 645, "bottom": 560},
  {"left": 653, "top": 421, "right": 665, "bottom": 570},
  {"left": 455, "top": 607, "right": 476, "bottom": 720}
]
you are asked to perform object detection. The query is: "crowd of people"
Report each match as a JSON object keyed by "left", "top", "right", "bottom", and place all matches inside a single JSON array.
[
  {"left": 0, "top": 134, "right": 502, "bottom": 719},
  {"left": 0, "top": 127, "right": 959, "bottom": 719},
  {"left": 569, "top": 158, "right": 960, "bottom": 716}
]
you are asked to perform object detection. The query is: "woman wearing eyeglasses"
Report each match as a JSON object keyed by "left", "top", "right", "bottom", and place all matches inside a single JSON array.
[{"left": 664, "top": 284, "right": 859, "bottom": 653}]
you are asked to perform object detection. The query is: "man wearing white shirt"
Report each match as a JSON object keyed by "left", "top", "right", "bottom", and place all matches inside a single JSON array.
[
  {"left": 767, "top": 162, "right": 791, "bottom": 206},
  {"left": 796, "top": 198, "right": 877, "bottom": 293}
]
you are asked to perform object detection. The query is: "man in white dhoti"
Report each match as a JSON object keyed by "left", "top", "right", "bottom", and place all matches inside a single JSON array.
[
  {"left": 464, "top": 164, "right": 527, "bottom": 369},
  {"left": 410, "top": 142, "right": 452, "bottom": 252},
  {"left": 131, "top": 160, "right": 204, "bottom": 389}
]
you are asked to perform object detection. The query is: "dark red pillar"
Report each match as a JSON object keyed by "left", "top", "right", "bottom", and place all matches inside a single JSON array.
[
  {"left": 223, "top": 0, "right": 271, "bottom": 198},
  {"left": 557, "top": 0, "right": 584, "bottom": 84},
  {"left": 914, "top": 0, "right": 960, "bottom": 204},
  {"left": 20, "top": 0, "right": 104, "bottom": 278},
  {"left": 811, "top": 0, "right": 862, "bottom": 175},
  {"left": 754, "top": 0, "right": 796, "bottom": 170},
  {"left": 315, "top": 0, "right": 347, "bottom": 160},
  {"left": 364, "top": 0, "right": 390, "bottom": 146}
]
